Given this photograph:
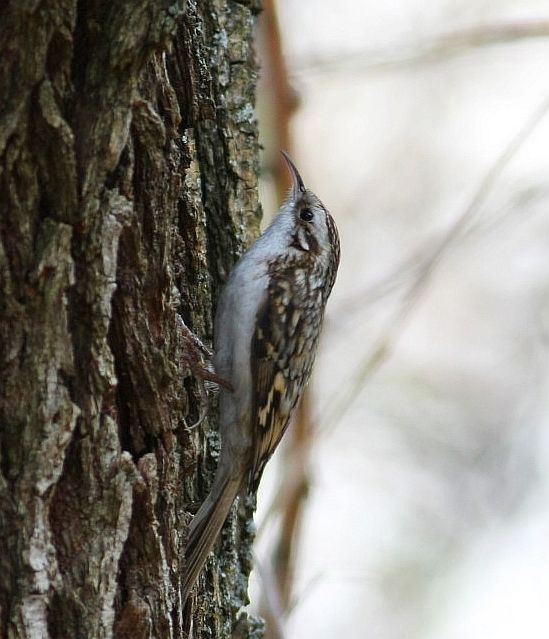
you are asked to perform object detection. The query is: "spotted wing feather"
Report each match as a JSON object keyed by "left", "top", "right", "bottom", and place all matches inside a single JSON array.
[{"left": 249, "top": 262, "right": 320, "bottom": 491}]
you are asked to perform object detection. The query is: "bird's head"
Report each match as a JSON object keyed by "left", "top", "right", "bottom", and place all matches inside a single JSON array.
[{"left": 278, "top": 151, "right": 340, "bottom": 271}]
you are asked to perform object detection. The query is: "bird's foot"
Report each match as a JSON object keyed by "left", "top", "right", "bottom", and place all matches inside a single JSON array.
[{"left": 177, "top": 316, "right": 233, "bottom": 429}]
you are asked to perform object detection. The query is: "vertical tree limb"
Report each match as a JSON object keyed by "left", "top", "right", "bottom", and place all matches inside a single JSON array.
[{"left": 0, "top": 1, "right": 263, "bottom": 636}]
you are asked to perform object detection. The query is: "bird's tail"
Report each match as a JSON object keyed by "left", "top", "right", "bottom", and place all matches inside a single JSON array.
[{"left": 182, "top": 473, "right": 242, "bottom": 601}]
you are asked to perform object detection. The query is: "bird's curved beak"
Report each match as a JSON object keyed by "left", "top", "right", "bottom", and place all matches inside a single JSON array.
[{"left": 281, "top": 150, "right": 306, "bottom": 199}]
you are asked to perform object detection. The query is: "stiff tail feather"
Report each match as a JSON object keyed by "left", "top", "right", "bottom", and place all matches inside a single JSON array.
[{"left": 182, "top": 475, "right": 242, "bottom": 601}]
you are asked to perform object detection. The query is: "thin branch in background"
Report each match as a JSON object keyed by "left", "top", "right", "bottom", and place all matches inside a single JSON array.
[
  {"left": 260, "top": 0, "right": 299, "bottom": 201},
  {"left": 253, "top": 555, "right": 288, "bottom": 639},
  {"left": 318, "top": 94, "right": 549, "bottom": 435},
  {"left": 291, "top": 20, "right": 549, "bottom": 76},
  {"left": 332, "top": 246, "right": 426, "bottom": 323},
  {"left": 269, "top": 395, "right": 312, "bottom": 608},
  {"left": 333, "top": 184, "right": 549, "bottom": 327},
  {"left": 257, "top": 0, "right": 314, "bottom": 635}
]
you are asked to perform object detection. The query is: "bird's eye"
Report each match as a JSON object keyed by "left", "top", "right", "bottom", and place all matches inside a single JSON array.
[{"left": 300, "top": 208, "right": 314, "bottom": 222}]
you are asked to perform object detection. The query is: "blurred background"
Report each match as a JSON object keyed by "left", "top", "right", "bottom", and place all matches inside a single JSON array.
[{"left": 250, "top": 1, "right": 549, "bottom": 638}]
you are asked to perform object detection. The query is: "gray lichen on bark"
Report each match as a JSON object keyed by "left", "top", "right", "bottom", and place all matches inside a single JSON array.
[{"left": 0, "top": 0, "right": 263, "bottom": 637}]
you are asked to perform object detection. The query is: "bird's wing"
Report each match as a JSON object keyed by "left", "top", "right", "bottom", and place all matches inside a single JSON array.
[{"left": 249, "top": 278, "right": 303, "bottom": 491}]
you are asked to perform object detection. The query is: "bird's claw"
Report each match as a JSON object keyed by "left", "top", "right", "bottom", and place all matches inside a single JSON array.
[{"left": 177, "top": 316, "right": 233, "bottom": 430}]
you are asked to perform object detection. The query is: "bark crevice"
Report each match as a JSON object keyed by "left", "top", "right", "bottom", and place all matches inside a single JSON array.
[{"left": 1, "top": 0, "right": 262, "bottom": 636}]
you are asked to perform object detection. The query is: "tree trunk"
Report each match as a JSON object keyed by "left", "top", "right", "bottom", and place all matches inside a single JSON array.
[{"left": 0, "top": 1, "right": 263, "bottom": 637}]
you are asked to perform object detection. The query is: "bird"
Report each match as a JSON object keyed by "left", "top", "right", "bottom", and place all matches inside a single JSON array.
[{"left": 182, "top": 151, "right": 340, "bottom": 600}]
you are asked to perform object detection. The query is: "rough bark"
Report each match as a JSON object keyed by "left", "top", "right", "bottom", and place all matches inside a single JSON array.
[{"left": 0, "top": 1, "right": 263, "bottom": 637}]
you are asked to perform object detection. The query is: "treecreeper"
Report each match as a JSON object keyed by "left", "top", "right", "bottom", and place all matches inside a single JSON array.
[{"left": 183, "top": 152, "right": 340, "bottom": 600}]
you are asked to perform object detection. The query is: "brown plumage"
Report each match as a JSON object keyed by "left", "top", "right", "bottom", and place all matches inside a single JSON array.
[{"left": 183, "top": 152, "right": 340, "bottom": 601}]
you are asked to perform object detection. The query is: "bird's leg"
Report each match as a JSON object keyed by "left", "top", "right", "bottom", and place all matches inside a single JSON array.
[{"left": 177, "top": 316, "right": 233, "bottom": 429}]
